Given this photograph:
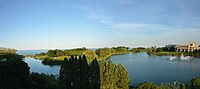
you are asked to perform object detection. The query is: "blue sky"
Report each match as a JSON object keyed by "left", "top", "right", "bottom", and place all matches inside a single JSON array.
[{"left": 1, "top": 0, "right": 200, "bottom": 50}]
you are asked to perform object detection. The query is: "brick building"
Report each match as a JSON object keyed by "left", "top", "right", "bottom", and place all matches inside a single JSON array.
[{"left": 175, "top": 42, "right": 200, "bottom": 52}]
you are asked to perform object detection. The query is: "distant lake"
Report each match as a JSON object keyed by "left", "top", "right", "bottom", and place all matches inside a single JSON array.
[
  {"left": 24, "top": 52, "right": 200, "bottom": 85},
  {"left": 17, "top": 50, "right": 48, "bottom": 55},
  {"left": 17, "top": 48, "right": 98, "bottom": 55}
]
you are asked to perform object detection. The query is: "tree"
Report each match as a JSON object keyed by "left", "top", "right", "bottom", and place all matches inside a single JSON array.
[
  {"left": 136, "top": 82, "right": 160, "bottom": 89},
  {"left": 0, "top": 60, "right": 30, "bottom": 89},
  {"left": 79, "top": 55, "right": 89, "bottom": 88},
  {"left": 59, "top": 56, "right": 130, "bottom": 89},
  {"left": 30, "top": 73, "right": 60, "bottom": 89},
  {"left": 100, "top": 60, "right": 107, "bottom": 89},
  {"left": 190, "top": 76, "right": 200, "bottom": 89},
  {"left": 59, "top": 56, "right": 86, "bottom": 89},
  {"left": 180, "top": 83, "right": 186, "bottom": 89},
  {"left": 55, "top": 49, "right": 65, "bottom": 57},
  {"left": 99, "top": 60, "right": 130, "bottom": 89},
  {"left": 88, "top": 59, "right": 100, "bottom": 89},
  {"left": 117, "top": 64, "right": 130, "bottom": 89},
  {"left": 47, "top": 50, "right": 55, "bottom": 57}
]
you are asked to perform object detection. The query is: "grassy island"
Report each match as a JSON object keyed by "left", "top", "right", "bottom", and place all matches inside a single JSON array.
[{"left": 26, "top": 46, "right": 130, "bottom": 65}]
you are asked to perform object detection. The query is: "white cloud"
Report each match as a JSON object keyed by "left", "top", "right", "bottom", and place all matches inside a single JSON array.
[
  {"left": 77, "top": 6, "right": 173, "bottom": 32},
  {"left": 78, "top": 5, "right": 200, "bottom": 44}
]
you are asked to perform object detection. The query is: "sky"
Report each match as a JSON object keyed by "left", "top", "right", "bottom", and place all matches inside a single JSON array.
[{"left": 0, "top": 0, "right": 200, "bottom": 50}]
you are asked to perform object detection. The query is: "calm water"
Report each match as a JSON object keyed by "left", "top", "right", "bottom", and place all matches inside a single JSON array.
[
  {"left": 24, "top": 58, "right": 60, "bottom": 75},
  {"left": 107, "top": 52, "right": 200, "bottom": 85},
  {"left": 24, "top": 52, "right": 200, "bottom": 84}
]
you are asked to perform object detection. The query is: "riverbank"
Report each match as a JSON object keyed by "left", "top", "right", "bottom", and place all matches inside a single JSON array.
[
  {"left": 147, "top": 51, "right": 200, "bottom": 58},
  {"left": 147, "top": 52, "right": 181, "bottom": 56}
]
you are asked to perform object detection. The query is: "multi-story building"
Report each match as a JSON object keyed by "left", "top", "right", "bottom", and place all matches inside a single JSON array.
[{"left": 175, "top": 42, "right": 200, "bottom": 52}]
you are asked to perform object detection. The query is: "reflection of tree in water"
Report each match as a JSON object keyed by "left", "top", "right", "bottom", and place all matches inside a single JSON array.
[{"left": 59, "top": 55, "right": 130, "bottom": 89}]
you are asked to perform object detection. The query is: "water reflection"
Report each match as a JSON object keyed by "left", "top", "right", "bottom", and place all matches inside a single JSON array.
[{"left": 24, "top": 58, "right": 60, "bottom": 75}]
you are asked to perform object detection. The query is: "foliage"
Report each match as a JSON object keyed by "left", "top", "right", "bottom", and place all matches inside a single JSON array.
[
  {"left": 41, "top": 57, "right": 64, "bottom": 66},
  {"left": 0, "top": 60, "right": 30, "bottom": 89},
  {"left": 46, "top": 49, "right": 65, "bottom": 57},
  {"left": 0, "top": 47, "right": 16, "bottom": 54},
  {"left": 0, "top": 53, "right": 24, "bottom": 60},
  {"left": 64, "top": 47, "right": 87, "bottom": 56},
  {"left": 159, "top": 82, "right": 181, "bottom": 89},
  {"left": 59, "top": 55, "right": 100, "bottom": 89},
  {"left": 38, "top": 47, "right": 97, "bottom": 62},
  {"left": 0, "top": 47, "right": 24, "bottom": 60},
  {"left": 29, "top": 72, "right": 60, "bottom": 89},
  {"left": 132, "top": 47, "right": 145, "bottom": 53},
  {"left": 190, "top": 76, "right": 200, "bottom": 89},
  {"left": 136, "top": 82, "right": 161, "bottom": 89},
  {"left": 100, "top": 60, "right": 130, "bottom": 89},
  {"left": 183, "top": 49, "right": 200, "bottom": 57},
  {"left": 147, "top": 52, "right": 181, "bottom": 56},
  {"left": 59, "top": 55, "right": 130, "bottom": 89},
  {"left": 95, "top": 46, "right": 129, "bottom": 59}
]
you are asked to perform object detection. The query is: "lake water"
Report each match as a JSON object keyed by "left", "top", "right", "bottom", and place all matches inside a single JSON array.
[
  {"left": 107, "top": 52, "right": 200, "bottom": 85},
  {"left": 24, "top": 58, "right": 60, "bottom": 76},
  {"left": 24, "top": 52, "right": 200, "bottom": 85}
]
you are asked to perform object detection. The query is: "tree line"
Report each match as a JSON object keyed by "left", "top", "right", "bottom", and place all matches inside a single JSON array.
[
  {"left": 95, "top": 46, "right": 130, "bottom": 59},
  {"left": 32, "top": 46, "right": 130, "bottom": 65},
  {"left": 0, "top": 48, "right": 24, "bottom": 60},
  {"left": 59, "top": 55, "right": 130, "bottom": 89}
]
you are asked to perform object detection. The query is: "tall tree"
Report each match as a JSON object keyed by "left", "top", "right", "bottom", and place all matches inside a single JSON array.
[
  {"left": 99, "top": 60, "right": 130, "bottom": 89},
  {"left": 88, "top": 58, "right": 100, "bottom": 89},
  {"left": 0, "top": 60, "right": 30, "bottom": 89},
  {"left": 117, "top": 64, "right": 130, "bottom": 89},
  {"left": 79, "top": 55, "right": 89, "bottom": 88}
]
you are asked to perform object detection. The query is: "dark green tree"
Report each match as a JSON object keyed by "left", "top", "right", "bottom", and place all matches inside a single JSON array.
[
  {"left": 88, "top": 58, "right": 100, "bottom": 89},
  {"left": 117, "top": 64, "right": 130, "bottom": 89},
  {"left": 190, "top": 76, "right": 200, "bottom": 89},
  {"left": 47, "top": 50, "right": 55, "bottom": 57},
  {"left": 30, "top": 72, "right": 59, "bottom": 89},
  {"left": 0, "top": 60, "right": 30, "bottom": 89},
  {"left": 79, "top": 55, "right": 89, "bottom": 88}
]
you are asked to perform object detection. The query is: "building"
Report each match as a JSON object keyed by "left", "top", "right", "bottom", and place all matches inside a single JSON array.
[{"left": 175, "top": 42, "right": 200, "bottom": 52}]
